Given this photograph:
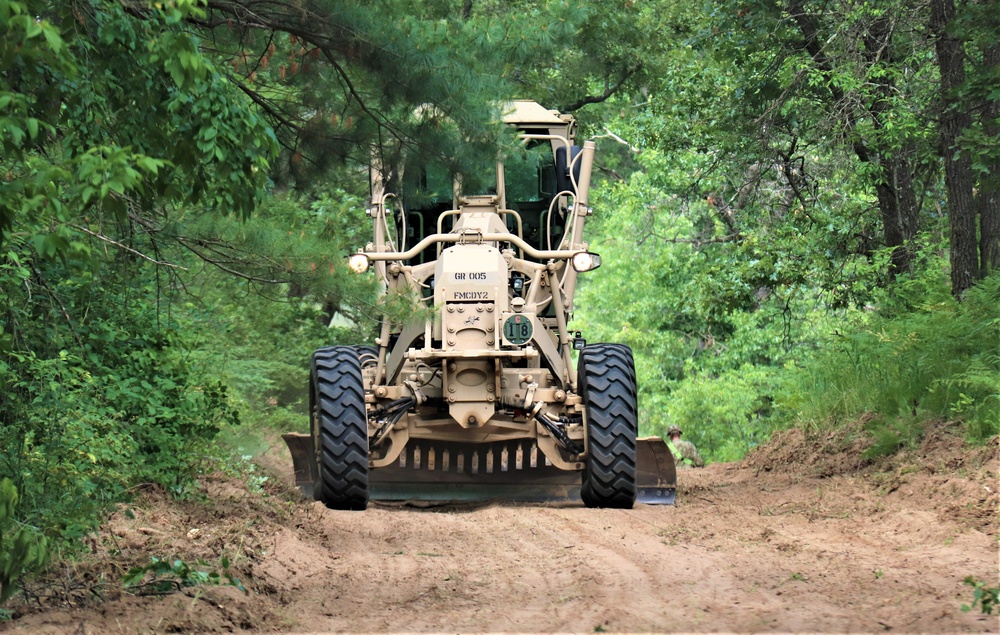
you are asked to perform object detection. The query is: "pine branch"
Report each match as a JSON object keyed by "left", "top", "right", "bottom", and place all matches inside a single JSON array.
[{"left": 175, "top": 236, "right": 291, "bottom": 284}]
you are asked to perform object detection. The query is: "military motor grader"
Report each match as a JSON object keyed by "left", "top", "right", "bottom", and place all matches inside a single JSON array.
[{"left": 284, "top": 101, "right": 675, "bottom": 509}]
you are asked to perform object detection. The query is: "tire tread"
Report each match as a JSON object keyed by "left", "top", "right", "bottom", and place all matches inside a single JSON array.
[
  {"left": 579, "top": 344, "right": 638, "bottom": 509},
  {"left": 311, "top": 346, "right": 369, "bottom": 510}
]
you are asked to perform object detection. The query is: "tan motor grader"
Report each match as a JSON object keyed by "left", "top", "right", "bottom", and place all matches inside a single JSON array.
[{"left": 284, "top": 101, "right": 676, "bottom": 509}]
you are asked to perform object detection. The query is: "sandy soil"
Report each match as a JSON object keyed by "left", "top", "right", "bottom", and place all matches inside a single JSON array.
[{"left": 3, "top": 422, "right": 997, "bottom": 634}]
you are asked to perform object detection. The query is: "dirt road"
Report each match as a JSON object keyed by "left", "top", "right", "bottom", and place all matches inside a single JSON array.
[{"left": 4, "top": 425, "right": 998, "bottom": 633}]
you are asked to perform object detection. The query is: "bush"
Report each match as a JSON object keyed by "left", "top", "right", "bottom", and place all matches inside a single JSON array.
[
  {"left": 0, "top": 323, "right": 238, "bottom": 546},
  {"left": 775, "top": 269, "right": 1000, "bottom": 444},
  {"left": 653, "top": 365, "right": 777, "bottom": 462},
  {"left": 0, "top": 479, "right": 48, "bottom": 604}
]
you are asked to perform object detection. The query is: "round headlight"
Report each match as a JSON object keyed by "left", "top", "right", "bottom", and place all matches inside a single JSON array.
[
  {"left": 347, "top": 253, "right": 370, "bottom": 274},
  {"left": 571, "top": 251, "right": 601, "bottom": 272}
]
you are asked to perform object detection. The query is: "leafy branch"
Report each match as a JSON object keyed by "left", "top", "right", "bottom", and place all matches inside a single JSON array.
[
  {"left": 561, "top": 64, "right": 643, "bottom": 113},
  {"left": 961, "top": 576, "right": 999, "bottom": 615},
  {"left": 122, "top": 556, "right": 245, "bottom": 596}
]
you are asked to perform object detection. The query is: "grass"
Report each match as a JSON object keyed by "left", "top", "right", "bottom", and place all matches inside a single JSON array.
[{"left": 775, "top": 270, "right": 1000, "bottom": 449}]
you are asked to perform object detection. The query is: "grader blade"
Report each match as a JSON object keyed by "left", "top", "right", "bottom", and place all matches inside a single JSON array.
[
  {"left": 282, "top": 434, "right": 676, "bottom": 505},
  {"left": 283, "top": 433, "right": 319, "bottom": 499},
  {"left": 635, "top": 436, "right": 677, "bottom": 505}
]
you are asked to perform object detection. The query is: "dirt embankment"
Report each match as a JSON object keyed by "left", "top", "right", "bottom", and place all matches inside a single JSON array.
[{"left": 3, "top": 423, "right": 998, "bottom": 634}]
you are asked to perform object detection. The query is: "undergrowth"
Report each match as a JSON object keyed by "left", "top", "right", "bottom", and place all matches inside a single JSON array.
[
  {"left": 123, "top": 556, "right": 245, "bottom": 596},
  {"left": 961, "top": 576, "right": 1000, "bottom": 615},
  {"left": 657, "top": 365, "right": 777, "bottom": 462},
  {"left": 776, "top": 267, "right": 1000, "bottom": 448}
]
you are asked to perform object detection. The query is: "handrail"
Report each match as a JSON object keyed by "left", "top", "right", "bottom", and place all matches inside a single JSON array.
[
  {"left": 498, "top": 208, "right": 523, "bottom": 241},
  {"left": 362, "top": 231, "right": 585, "bottom": 262}
]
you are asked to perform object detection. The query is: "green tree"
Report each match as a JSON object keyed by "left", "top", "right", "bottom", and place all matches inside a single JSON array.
[
  {"left": 0, "top": 1, "right": 597, "bottom": 600},
  {"left": 574, "top": 0, "right": 1000, "bottom": 456}
]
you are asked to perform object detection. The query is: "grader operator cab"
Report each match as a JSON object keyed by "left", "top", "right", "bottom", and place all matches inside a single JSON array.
[{"left": 284, "top": 101, "right": 676, "bottom": 509}]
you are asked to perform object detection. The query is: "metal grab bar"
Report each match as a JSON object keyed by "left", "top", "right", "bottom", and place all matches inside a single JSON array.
[{"left": 362, "top": 231, "right": 586, "bottom": 262}]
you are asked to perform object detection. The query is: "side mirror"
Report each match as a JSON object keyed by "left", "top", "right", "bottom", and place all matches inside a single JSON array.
[{"left": 555, "top": 145, "right": 582, "bottom": 195}]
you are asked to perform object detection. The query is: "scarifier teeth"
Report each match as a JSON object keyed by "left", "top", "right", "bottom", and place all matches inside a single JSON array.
[{"left": 392, "top": 442, "right": 553, "bottom": 474}]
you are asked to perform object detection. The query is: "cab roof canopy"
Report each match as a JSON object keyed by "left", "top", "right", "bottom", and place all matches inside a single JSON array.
[{"left": 501, "top": 100, "right": 567, "bottom": 126}]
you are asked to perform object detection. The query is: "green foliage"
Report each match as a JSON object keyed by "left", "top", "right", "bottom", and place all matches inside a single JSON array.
[
  {"left": 0, "top": 479, "right": 49, "bottom": 605},
  {"left": 172, "top": 188, "right": 382, "bottom": 432},
  {"left": 658, "top": 366, "right": 777, "bottom": 463},
  {"left": 860, "top": 416, "right": 924, "bottom": 461},
  {"left": 0, "top": 0, "right": 277, "bottom": 558},
  {"left": 0, "top": 0, "right": 275, "bottom": 249},
  {"left": 574, "top": 150, "right": 841, "bottom": 462},
  {"left": 0, "top": 315, "right": 238, "bottom": 537},
  {"left": 961, "top": 576, "right": 1000, "bottom": 615},
  {"left": 218, "top": 454, "right": 269, "bottom": 495},
  {"left": 776, "top": 267, "right": 1000, "bottom": 444},
  {"left": 184, "top": 0, "right": 592, "bottom": 184},
  {"left": 123, "top": 555, "right": 245, "bottom": 596}
]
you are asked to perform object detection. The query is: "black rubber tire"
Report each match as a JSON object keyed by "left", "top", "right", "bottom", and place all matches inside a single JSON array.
[
  {"left": 579, "top": 344, "right": 638, "bottom": 509},
  {"left": 310, "top": 346, "right": 369, "bottom": 510}
]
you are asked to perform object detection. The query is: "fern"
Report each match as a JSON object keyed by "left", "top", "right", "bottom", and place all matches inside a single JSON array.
[{"left": 776, "top": 269, "right": 1000, "bottom": 443}]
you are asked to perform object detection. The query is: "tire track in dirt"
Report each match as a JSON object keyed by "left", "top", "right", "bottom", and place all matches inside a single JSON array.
[
  {"left": 525, "top": 506, "right": 718, "bottom": 631},
  {"left": 169, "top": 451, "right": 1000, "bottom": 633},
  {"left": 3, "top": 431, "right": 996, "bottom": 634},
  {"left": 294, "top": 503, "right": 622, "bottom": 632}
]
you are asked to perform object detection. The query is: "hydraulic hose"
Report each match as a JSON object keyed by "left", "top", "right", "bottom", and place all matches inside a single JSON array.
[{"left": 497, "top": 397, "right": 583, "bottom": 455}]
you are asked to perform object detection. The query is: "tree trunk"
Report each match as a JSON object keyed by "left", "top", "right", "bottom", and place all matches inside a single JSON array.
[
  {"left": 872, "top": 154, "right": 920, "bottom": 276},
  {"left": 864, "top": 18, "right": 921, "bottom": 275},
  {"left": 931, "top": 0, "right": 979, "bottom": 296}
]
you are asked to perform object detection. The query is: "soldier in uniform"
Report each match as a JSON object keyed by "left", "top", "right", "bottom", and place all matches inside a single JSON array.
[{"left": 665, "top": 425, "right": 704, "bottom": 468}]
